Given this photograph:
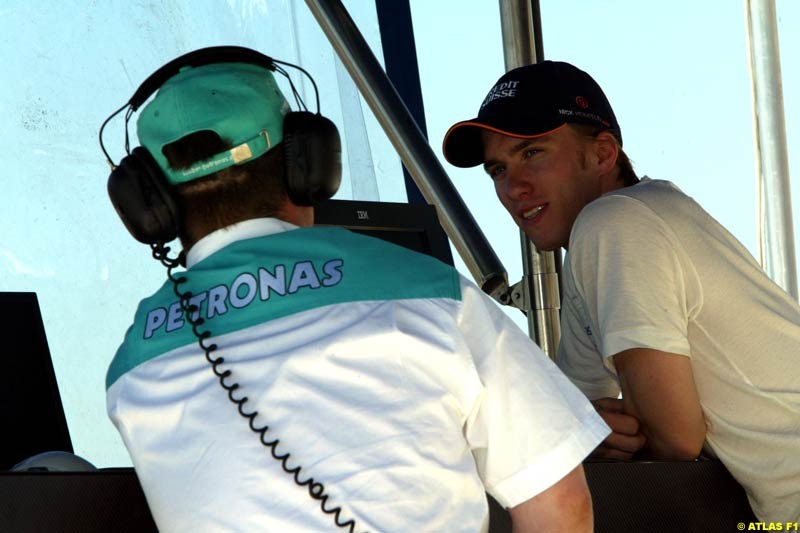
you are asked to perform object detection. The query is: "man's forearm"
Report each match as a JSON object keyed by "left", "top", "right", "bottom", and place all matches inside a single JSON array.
[{"left": 508, "top": 465, "right": 593, "bottom": 532}]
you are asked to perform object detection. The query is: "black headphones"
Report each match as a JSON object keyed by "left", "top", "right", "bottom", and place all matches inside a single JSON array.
[{"left": 101, "top": 46, "right": 342, "bottom": 245}]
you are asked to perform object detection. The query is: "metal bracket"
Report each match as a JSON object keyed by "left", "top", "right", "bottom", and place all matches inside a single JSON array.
[{"left": 508, "top": 278, "right": 529, "bottom": 313}]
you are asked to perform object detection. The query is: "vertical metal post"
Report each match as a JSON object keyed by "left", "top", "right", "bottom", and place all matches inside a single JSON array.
[
  {"left": 499, "top": 0, "right": 562, "bottom": 358},
  {"left": 745, "top": 0, "right": 798, "bottom": 300}
]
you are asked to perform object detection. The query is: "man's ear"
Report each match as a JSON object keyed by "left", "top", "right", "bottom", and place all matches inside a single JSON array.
[{"left": 593, "top": 131, "right": 619, "bottom": 175}]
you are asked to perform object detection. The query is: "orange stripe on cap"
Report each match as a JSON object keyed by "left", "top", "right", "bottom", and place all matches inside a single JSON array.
[{"left": 445, "top": 121, "right": 567, "bottom": 142}]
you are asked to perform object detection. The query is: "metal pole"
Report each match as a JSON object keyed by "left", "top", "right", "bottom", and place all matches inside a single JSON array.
[
  {"left": 745, "top": 0, "right": 798, "bottom": 300},
  {"left": 305, "top": 0, "right": 510, "bottom": 301},
  {"left": 498, "top": 0, "right": 562, "bottom": 358}
]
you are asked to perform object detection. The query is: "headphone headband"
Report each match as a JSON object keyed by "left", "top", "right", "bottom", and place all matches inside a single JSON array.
[
  {"left": 105, "top": 46, "right": 342, "bottom": 245},
  {"left": 129, "top": 46, "right": 277, "bottom": 111}
]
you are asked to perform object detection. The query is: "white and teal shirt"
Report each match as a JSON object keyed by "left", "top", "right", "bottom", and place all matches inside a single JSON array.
[{"left": 107, "top": 218, "right": 608, "bottom": 532}]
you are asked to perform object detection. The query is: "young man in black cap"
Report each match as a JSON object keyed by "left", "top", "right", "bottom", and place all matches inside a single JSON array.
[
  {"left": 443, "top": 61, "right": 800, "bottom": 522},
  {"left": 105, "top": 49, "right": 610, "bottom": 531}
]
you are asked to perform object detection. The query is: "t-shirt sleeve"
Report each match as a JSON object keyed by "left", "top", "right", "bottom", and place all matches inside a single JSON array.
[
  {"left": 568, "top": 195, "right": 696, "bottom": 361},
  {"left": 455, "top": 276, "right": 610, "bottom": 509}
]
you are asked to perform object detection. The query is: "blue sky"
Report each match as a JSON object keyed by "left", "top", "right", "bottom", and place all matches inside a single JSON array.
[{"left": 1, "top": 0, "right": 797, "bottom": 467}]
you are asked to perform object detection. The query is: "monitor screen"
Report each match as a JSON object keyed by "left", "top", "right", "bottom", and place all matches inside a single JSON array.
[
  {"left": 0, "top": 292, "right": 73, "bottom": 470},
  {"left": 314, "top": 199, "right": 454, "bottom": 267}
]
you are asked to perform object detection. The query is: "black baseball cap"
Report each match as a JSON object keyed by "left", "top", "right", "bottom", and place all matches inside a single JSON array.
[{"left": 442, "top": 61, "right": 622, "bottom": 168}]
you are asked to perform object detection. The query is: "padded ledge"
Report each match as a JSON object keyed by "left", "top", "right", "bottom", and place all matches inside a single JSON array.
[{"left": 489, "top": 458, "right": 756, "bottom": 533}]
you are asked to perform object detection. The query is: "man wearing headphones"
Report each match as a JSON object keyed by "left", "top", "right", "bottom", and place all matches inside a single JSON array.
[
  {"left": 442, "top": 60, "right": 800, "bottom": 522},
  {"left": 105, "top": 48, "right": 609, "bottom": 532}
]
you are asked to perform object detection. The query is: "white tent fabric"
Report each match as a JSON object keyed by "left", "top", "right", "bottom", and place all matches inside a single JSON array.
[{"left": 1, "top": 0, "right": 402, "bottom": 467}]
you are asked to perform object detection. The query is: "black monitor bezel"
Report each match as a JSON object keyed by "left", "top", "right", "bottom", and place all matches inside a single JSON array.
[
  {"left": 314, "top": 199, "right": 454, "bottom": 267},
  {"left": 0, "top": 292, "right": 73, "bottom": 470}
]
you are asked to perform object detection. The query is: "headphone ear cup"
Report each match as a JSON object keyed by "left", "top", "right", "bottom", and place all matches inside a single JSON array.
[
  {"left": 107, "top": 147, "right": 180, "bottom": 244},
  {"left": 283, "top": 111, "right": 342, "bottom": 206}
]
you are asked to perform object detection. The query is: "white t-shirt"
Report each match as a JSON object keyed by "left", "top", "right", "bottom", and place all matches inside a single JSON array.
[
  {"left": 558, "top": 178, "right": 800, "bottom": 521},
  {"left": 108, "top": 218, "right": 609, "bottom": 532}
]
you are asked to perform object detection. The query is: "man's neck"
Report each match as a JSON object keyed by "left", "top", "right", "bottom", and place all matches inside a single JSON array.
[
  {"left": 180, "top": 202, "right": 313, "bottom": 251},
  {"left": 281, "top": 203, "right": 314, "bottom": 228}
]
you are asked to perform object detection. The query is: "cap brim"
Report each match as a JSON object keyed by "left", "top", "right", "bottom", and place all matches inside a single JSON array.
[
  {"left": 442, "top": 120, "right": 568, "bottom": 168},
  {"left": 442, "top": 120, "right": 490, "bottom": 168}
]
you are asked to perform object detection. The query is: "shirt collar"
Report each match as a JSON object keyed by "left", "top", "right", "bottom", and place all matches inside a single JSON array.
[{"left": 185, "top": 218, "right": 301, "bottom": 268}]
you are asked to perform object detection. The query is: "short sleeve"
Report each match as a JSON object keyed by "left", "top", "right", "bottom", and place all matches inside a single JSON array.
[
  {"left": 455, "top": 276, "right": 610, "bottom": 508},
  {"left": 568, "top": 195, "right": 696, "bottom": 360}
]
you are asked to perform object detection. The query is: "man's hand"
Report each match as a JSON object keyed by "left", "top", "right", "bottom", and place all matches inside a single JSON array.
[{"left": 590, "top": 397, "right": 646, "bottom": 460}]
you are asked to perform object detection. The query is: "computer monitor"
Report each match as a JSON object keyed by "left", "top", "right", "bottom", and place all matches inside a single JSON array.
[
  {"left": 0, "top": 292, "right": 72, "bottom": 470},
  {"left": 314, "top": 199, "right": 454, "bottom": 267}
]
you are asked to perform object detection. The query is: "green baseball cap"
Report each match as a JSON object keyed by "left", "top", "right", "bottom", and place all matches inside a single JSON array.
[{"left": 137, "top": 62, "right": 290, "bottom": 184}]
